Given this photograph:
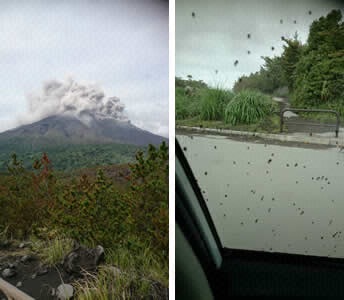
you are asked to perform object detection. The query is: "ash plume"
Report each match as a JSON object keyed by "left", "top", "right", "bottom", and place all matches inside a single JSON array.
[{"left": 20, "top": 77, "right": 128, "bottom": 126}]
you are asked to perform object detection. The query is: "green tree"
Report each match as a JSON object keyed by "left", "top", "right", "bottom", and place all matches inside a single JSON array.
[
  {"left": 280, "top": 33, "right": 304, "bottom": 91},
  {"left": 129, "top": 142, "right": 169, "bottom": 258},
  {"left": 292, "top": 10, "right": 344, "bottom": 109}
]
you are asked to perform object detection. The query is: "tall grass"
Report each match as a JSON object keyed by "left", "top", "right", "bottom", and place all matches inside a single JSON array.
[
  {"left": 200, "top": 87, "right": 234, "bottom": 121},
  {"left": 225, "top": 90, "right": 276, "bottom": 125},
  {"left": 74, "top": 236, "right": 168, "bottom": 299},
  {"left": 31, "top": 235, "right": 74, "bottom": 266}
]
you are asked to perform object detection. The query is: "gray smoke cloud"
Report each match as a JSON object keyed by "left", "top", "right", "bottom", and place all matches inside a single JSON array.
[{"left": 20, "top": 77, "right": 128, "bottom": 126}]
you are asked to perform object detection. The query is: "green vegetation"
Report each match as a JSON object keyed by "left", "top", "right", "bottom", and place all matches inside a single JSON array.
[
  {"left": 177, "top": 10, "right": 343, "bottom": 132},
  {"left": 31, "top": 235, "right": 74, "bottom": 267},
  {"left": 233, "top": 55, "right": 288, "bottom": 96},
  {"left": 293, "top": 10, "right": 344, "bottom": 109},
  {"left": 200, "top": 87, "right": 234, "bottom": 121},
  {"left": 233, "top": 9, "right": 344, "bottom": 115},
  {"left": 0, "top": 142, "right": 142, "bottom": 172},
  {"left": 0, "top": 142, "right": 168, "bottom": 298},
  {"left": 175, "top": 86, "right": 201, "bottom": 120},
  {"left": 224, "top": 90, "right": 277, "bottom": 125},
  {"left": 75, "top": 237, "right": 168, "bottom": 299},
  {"left": 176, "top": 77, "right": 278, "bottom": 132}
]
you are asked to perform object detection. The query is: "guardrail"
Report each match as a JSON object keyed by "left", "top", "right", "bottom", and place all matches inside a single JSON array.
[{"left": 280, "top": 108, "right": 340, "bottom": 138}]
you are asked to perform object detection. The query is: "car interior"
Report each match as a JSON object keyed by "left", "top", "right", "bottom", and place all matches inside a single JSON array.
[{"left": 176, "top": 138, "right": 344, "bottom": 298}]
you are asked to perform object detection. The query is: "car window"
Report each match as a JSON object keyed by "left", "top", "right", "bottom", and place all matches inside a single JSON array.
[{"left": 176, "top": 0, "right": 344, "bottom": 258}]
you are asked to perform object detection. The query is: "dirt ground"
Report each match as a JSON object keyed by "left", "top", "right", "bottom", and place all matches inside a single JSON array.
[
  {"left": 0, "top": 242, "right": 100, "bottom": 299},
  {"left": 0, "top": 246, "right": 71, "bottom": 299}
]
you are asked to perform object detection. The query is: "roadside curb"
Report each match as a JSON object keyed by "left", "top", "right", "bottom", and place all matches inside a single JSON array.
[{"left": 176, "top": 126, "right": 344, "bottom": 147}]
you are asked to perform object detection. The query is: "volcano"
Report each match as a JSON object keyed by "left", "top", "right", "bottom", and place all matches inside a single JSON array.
[{"left": 0, "top": 115, "right": 167, "bottom": 151}]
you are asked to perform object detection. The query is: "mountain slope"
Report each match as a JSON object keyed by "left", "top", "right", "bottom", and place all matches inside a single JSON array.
[
  {"left": 0, "top": 115, "right": 167, "bottom": 150},
  {"left": 0, "top": 115, "right": 168, "bottom": 171}
]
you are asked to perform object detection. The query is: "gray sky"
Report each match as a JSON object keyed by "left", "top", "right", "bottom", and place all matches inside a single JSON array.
[
  {"left": 176, "top": 0, "right": 343, "bottom": 90},
  {"left": 0, "top": 0, "right": 168, "bottom": 137}
]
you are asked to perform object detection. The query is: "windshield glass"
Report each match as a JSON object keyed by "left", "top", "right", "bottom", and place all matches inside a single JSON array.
[{"left": 176, "top": 0, "right": 344, "bottom": 258}]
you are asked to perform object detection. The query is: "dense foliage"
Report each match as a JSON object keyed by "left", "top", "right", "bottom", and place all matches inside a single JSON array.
[
  {"left": 0, "top": 142, "right": 142, "bottom": 172},
  {"left": 233, "top": 56, "right": 288, "bottom": 96},
  {"left": 225, "top": 90, "right": 276, "bottom": 125},
  {"left": 292, "top": 9, "right": 344, "bottom": 110},
  {"left": 200, "top": 87, "right": 234, "bottom": 121},
  {"left": 176, "top": 76, "right": 276, "bottom": 126},
  {"left": 175, "top": 76, "right": 209, "bottom": 120},
  {"left": 233, "top": 9, "right": 344, "bottom": 115},
  {"left": 0, "top": 142, "right": 168, "bottom": 260}
]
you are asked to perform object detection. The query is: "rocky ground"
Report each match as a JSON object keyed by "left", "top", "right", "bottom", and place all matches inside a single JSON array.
[{"left": 0, "top": 241, "right": 104, "bottom": 299}]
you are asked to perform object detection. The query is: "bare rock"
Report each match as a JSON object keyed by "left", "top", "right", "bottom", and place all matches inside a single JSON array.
[
  {"left": 62, "top": 244, "right": 105, "bottom": 275},
  {"left": 2, "top": 268, "right": 16, "bottom": 278},
  {"left": 56, "top": 284, "right": 74, "bottom": 300},
  {"left": 37, "top": 263, "right": 49, "bottom": 276},
  {"left": 20, "top": 255, "right": 32, "bottom": 263}
]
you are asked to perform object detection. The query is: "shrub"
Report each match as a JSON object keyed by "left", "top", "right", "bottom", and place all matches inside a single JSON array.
[
  {"left": 0, "top": 142, "right": 169, "bottom": 261},
  {"left": 128, "top": 142, "right": 169, "bottom": 259},
  {"left": 49, "top": 169, "right": 132, "bottom": 248},
  {"left": 175, "top": 87, "right": 201, "bottom": 120},
  {"left": 0, "top": 153, "right": 57, "bottom": 237},
  {"left": 200, "top": 87, "right": 234, "bottom": 121},
  {"left": 225, "top": 90, "right": 276, "bottom": 125}
]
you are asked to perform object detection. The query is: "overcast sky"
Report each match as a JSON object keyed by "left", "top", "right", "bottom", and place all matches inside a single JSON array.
[
  {"left": 176, "top": 0, "right": 343, "bottom": 89},
  {"left": 0, "top": 0, "right": 168, "bottom": 137}
]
